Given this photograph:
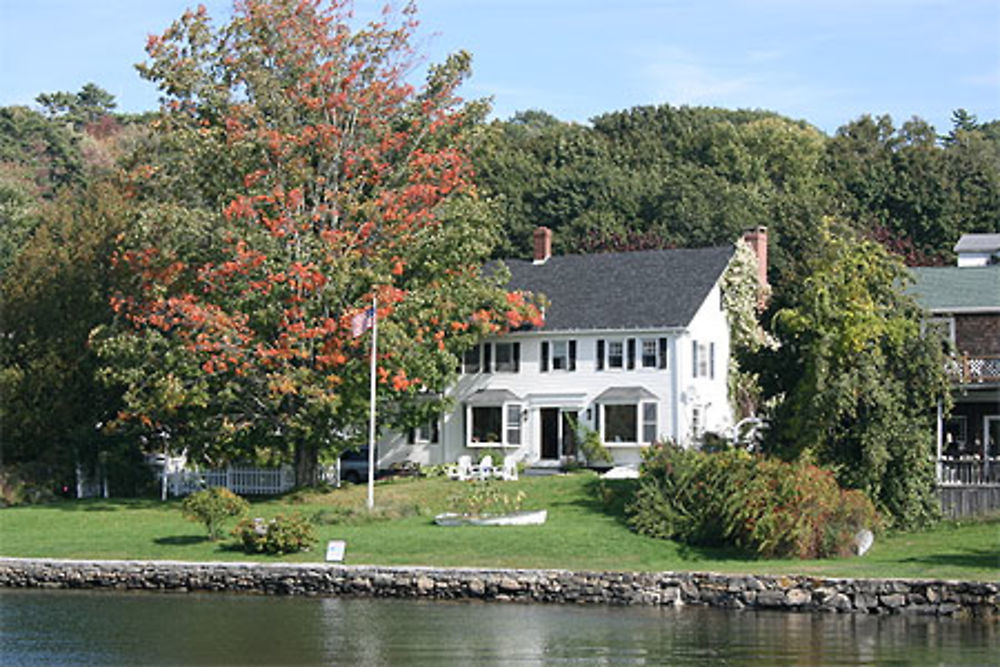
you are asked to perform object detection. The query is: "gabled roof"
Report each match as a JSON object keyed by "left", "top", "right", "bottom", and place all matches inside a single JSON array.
[
  {"left": 909, "top": 266, "right": 1000, "bottom": 312},
  {"left": 500, "top": 245, "right": 734, "bottom": 332},
  {"left": 953, "top": 233, "right": 1000, "bottom": 254}
]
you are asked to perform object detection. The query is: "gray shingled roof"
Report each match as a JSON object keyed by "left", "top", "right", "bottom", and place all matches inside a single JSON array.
[
  {"left": 499, "top": 245, "right": 734, "bottom": 332},
  {"left": 953, "top": 233, "right": 1000, "bottom": 254},
  {"left": 909, "top": 266, "right": 1000, "bottom": 312}
]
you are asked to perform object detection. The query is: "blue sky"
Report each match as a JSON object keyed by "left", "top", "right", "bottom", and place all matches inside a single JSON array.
[{"left": 1, "top": 0, "right": 997, "bottom": 135}]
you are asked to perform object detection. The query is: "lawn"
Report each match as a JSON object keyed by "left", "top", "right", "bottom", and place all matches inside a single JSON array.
[{"left": 1, "top": 472, "right": 997, "bottom": 581}]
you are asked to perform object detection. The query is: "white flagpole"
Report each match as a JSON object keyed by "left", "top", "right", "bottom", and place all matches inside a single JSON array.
[{"left": 367, "top": 294, "right": 378, "bottom": 510}]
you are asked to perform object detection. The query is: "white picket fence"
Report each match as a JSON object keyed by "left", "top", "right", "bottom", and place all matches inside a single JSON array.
[{"left": 165, "top": 465, "right": 296, "bottom": 497}]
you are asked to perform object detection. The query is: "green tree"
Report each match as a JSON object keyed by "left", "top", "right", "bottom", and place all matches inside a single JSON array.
[
  {"left": 93, "top": 0, "right": 541, "bottom": 484},
  {"left": 758, "top": 223, "right": 949, "bottom": 529},
  {"left": 1, "top": 183, "right": 131, "bottom": 490},
  {"left": 36, "top": 83, "right": 118, "bottom": 127}
]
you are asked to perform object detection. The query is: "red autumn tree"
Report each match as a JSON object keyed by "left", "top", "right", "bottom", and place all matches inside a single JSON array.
[{"left": 94, "top": 0, "right": 541, "bottom": 483}]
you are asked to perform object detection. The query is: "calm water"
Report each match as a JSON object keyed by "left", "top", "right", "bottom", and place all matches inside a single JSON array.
[{"left": 1, "top": 589, "right": 997, "bottom": 665}]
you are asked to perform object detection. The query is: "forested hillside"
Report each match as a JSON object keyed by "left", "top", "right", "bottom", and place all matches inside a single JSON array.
[{"left": 473, "top": 106, "right": 999, "bottom": 294}]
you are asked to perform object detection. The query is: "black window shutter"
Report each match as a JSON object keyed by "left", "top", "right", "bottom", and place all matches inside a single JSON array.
[
  {"left": 710, "top": 342, "right": 715, "bottom": 380},
  {"left": 597, "top": 340, "right": 605, "bottom": 371},
  {"left": 692, "top": 340, "right": 698, "bottom": 377},
  {"left": 483, "top": 343, "right": 492, "bottom": 373},
  {"left": 431, "top": 420, "right": 440, "bottom": 444},
  {"left": 407, "top": 428, "right": 415, "bottom": 445},
  {"left": 540, "top": 341, "right": 549, "bottom": 372},
  {"left": 658, "top": 337, "right": 668, "bottom": 369},
  {"left": 462, "top": 404, "right": 468, "bottom": 444},
  {"left": 513, "top": 342, "right": 521, "bottom": 373},
  {"left": 569, "top": 340, "right": 577, "bottom": 371},
  {"left": 627, "top": 338, "right": 636, "bottom": 370}
]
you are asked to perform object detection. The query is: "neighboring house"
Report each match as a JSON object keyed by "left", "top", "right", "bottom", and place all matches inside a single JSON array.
[
  {"left": 910, "top": 233, "right": 1000, "bottom": 488},
  {"left": 378, "top": 226, "right": 768, "bottom": 470}
]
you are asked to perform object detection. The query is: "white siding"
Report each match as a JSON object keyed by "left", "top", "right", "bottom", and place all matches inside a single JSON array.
[{"left": 378, "top": 276, "right": 735, "bottom": 468}]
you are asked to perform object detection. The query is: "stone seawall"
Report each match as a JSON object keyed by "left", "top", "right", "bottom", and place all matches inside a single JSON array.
[{"left": 1, "top": 558, "right": 996, "bottom": 618}]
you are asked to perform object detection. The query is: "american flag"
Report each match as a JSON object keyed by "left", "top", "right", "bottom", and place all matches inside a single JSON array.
[{"left": 351, "top": 307, "right": 375, "bottom": 338}]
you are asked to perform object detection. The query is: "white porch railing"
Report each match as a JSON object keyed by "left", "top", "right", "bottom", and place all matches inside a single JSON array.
[
  {"left": 937, "top": 457, "right": 1000, "bottom": 486},
  {"left": 165, "top": 465, "right": 296, "bottom": 497}
]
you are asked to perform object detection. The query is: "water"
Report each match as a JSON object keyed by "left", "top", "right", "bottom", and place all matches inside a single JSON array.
[{"left": 1, "top": 589, "right": 996, "bottom": 665}]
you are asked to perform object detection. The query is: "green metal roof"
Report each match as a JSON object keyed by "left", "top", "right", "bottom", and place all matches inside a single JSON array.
[{"left": 908, "top": 266, "right": 1000, "bottom": 312}]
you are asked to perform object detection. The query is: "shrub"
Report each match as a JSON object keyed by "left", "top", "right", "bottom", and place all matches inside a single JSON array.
[
  {"left": 234, "top": 513, "right": 317, "bottom": 554},
  {"left": 180, "top": 487, "right": 249, "bottom": 540},
  {"left": 578, "top": 424, "right": 613, "bottom": 465},
  {"left": 627, "top": 443, "right": 879, "bottom": 559}
]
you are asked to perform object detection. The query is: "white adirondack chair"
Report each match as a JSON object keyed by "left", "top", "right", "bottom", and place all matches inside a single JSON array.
[
  {"left": 474, "top": 455, "right": 495, "bottom": 480},
  {"left": 446, "top": 455, "right": 473, "bottom": 481},
  {"left": 497, "top": 455, "right": 518, "bottom": 481}
]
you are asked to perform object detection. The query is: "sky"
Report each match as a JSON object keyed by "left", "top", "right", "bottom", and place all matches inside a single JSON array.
[{"left": 1, "top": 0, "right": 998, "bottom": 135}]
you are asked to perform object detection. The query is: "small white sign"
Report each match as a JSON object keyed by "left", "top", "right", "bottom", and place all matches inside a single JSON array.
[{"left": 325, "top": 540, "right": 346, "bottom": 562}]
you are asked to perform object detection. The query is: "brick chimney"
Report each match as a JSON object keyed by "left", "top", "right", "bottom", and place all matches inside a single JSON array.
[
  {"left": 742, "top": 226, "right": 769, "bottom": 306},
  {"left": 533, "top": 226, "right": 552, "bottom": 264}
]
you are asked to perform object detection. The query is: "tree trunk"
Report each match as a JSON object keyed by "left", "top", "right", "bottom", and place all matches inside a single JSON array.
[{"left": 294, "top": 442, "right": 320, "bottom": 488}]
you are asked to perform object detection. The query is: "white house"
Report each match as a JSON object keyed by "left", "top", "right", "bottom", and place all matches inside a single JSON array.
[
  {"left": 378, "top": 227, "right": 768, "bottom": 470},
  {"left": 954, "top": 233, "right": 1000, "bottom": 268}
]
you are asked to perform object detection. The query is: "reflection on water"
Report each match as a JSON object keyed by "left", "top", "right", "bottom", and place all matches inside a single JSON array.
[{"left": 1, "top": 588, "right": 996, "bottom": 665}]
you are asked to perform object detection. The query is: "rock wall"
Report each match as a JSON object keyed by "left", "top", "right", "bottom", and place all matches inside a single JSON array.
[{"left": 1, "top": 558, "right": 996, "bottom": 618}]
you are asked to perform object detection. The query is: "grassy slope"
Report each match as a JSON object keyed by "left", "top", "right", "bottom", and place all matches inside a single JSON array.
[{"left": 0, "top": 473, "right": 997, "bottom": 580}]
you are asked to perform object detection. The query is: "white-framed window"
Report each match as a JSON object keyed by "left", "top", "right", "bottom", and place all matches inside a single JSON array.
[
  {"left": 692, "top": 341, "right": 714, "bottom": 379},
  {"left": 642, "top": 403, "right": 658, "bottom": 443},
  {"left": 493, "top": 342, "right": 520, "bottom": 373},
  {"left": 601, "top": 401, "right": 658, "bottom": 444},
  {"left": 607, "top": 340, "right": 624, "bottom": 369},
  {"left": 506, "top": 404, "right": 522, "bottom": 445},
  {"left": 468, "top": 402, "right": 522, "bottom": 446},
  {"left": 408, "top": 420, "right": 439, "bottom": 445},
  {"left": 598, "top": 337, "right": 667, "bottom": 371},
  {"left": 641, "top": 339, "right": 658, "bottom": 368},
  {"left": 540, "top": 340, "right": 577, "bottom": 372},
  {"left": 462, "top": 346, "right": 481, "bottom": 374},
  {"left": 471, "top": 406, "right": 503, "bottom": 444},
  {"left": 604, "top": 404, "right": 636, "bottom": 442},
  {"left": 551, "top": 341, "right": 568, "bottom": 370},
  {"left": 462, "top": 342, "right": 520, "bottom": 374}
]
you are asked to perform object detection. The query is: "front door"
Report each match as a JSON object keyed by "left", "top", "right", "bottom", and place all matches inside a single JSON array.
[{"left": 541, "top": 408, "right": 560, "bottom": 460}]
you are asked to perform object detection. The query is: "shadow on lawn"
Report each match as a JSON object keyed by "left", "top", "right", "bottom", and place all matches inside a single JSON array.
[
  {"left": 569, "top": 477, "right": 638, "bottom": 526},
  {"left": 19, "top": 498, "right": 174, "bottom": 512},
  {"left": 153, "top": 535, "right": 210, "bottom": 547},
  {"left": 900, "top": 547, "right": 1000, "bottom": 571}
]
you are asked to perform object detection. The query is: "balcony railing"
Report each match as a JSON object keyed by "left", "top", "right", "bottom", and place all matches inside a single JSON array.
[
  {"left": 945, "top": 354, "right": 1000, "bottom": 384},
  {"left": 937, "top": 457, "right": 1000, "bottom": 486}
]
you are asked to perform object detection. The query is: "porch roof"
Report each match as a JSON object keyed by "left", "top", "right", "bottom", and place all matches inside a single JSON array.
[
  {"left": 595, "top": 386, "right": 658, "bottom": 402},
  {"left": 464, "top": 389, "right": 522, "bottom": 405}
]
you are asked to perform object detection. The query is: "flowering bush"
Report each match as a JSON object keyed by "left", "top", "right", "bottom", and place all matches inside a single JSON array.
[{"left": 627, "top": 443, "right": 879, "bottom": 559}]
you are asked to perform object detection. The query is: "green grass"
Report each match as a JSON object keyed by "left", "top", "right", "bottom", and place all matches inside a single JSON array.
[{"left": 1, "top": 472, "right": 997, "bottom": 581}]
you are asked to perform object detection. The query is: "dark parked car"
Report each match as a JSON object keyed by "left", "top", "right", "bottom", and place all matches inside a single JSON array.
[{"left": 338, "top": 446, "right": 376, "bottom": 484}]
